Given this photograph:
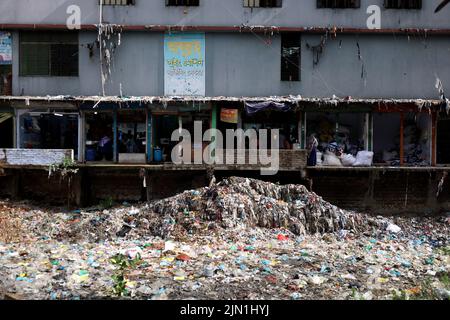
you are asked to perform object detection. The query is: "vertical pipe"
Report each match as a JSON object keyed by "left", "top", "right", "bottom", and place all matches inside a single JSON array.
[
  {"left": 210, "top": 104, "right": 217, "bottom": 161},
  {"left": 368, "top": 112, "right": 373, "bottom": 152},
  {"left": 12, "top": 112, "right": 17, "bottom": 148},
  {"left": 400, "top": 112, "right": 404, "bottom": 166},
  {"left": 431, "top": 112, "right": 437, "bottom": 166},
  {"left": 78, "top": 111, "right": 85, "bottom": 162},
  {"left": 146, "top": 108, "right": 152, "bottom": 163},
  {"left": 113, "top": 108, "right": 118, "bottom": 163},
  {"left": 301, "top": 111, "right": 306, "bottom": 149}
]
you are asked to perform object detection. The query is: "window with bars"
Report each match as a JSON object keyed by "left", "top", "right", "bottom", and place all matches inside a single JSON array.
[
  {"left": 281, "top": 34, "right": 300, "bottom": 82},
  {"left": 317, "top": 0, "right": 360, "bottom": 8},
  {"left": 166, "top": 0, "right": 199, "bottom": 6},
  {"left": 20, "top": 32, "right": 79, "bottom": 77},
  {"left": 384, "top": 0, "right": 422, "bottom": 9},
  {"left": 243, "top": 0, "right": 282, "bottom": 7},
  {"left": 99, "top": 0, "right": 135, "bottom": 5}
]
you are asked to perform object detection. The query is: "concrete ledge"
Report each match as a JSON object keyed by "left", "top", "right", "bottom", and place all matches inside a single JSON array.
[{"left": 0, "top": 149, "right": 73, "bottom": 166}]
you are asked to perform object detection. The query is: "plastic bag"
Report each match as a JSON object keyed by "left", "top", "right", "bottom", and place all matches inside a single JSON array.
[
  {"left": 316, "top": 151, "right": 323, "bottom": 166},
  {"left": 323, "top": 151, "right": 342, "bottom": 166},
  {"left": 353, "top": 151, "right": 374, "bottom": 167},
  {"left": 340, "top": 154, "right": 356, "bottom": 166}
]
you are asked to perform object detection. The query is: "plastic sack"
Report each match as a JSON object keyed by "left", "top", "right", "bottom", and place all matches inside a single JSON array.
[
  {"left": 353, "top": 151, "right": 374, "bottom": 167},
  {"left": 340, "top": 154, "right": 356, "bottom": 166},
  {"left": 323, "top": 151, "right": 342, "bottom": 166},
  {"left": 316, "top": 151, "right": 323, "bottom": 166}
]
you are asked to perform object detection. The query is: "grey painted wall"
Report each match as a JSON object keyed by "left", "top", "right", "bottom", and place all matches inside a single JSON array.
[
  {"left": 11, "top": 31, "right": 450, "bottom": 99},
  {"left": 1, "top": 0, "right": 450, "bottom": 29}
]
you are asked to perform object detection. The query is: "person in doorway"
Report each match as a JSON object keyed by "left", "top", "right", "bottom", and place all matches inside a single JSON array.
[
  {"left": 98, "top": 134, "right": 113, "bottom": 161},
  {"left": 307, "top": 134, "right": 318, "bottom": 166},
  {"left": 279, "top": 128, "right": 292, "bottom": 149}
]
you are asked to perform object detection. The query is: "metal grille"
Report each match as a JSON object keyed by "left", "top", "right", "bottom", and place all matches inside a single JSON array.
[
  {"left": 166, "top": 0, "right": 200, "bottom": 6},
  {"left": 19, "top": 32, "right": 79, "bottom": 77},
  {"left": 243, "top": 0, "right": 282, "bottom": 7},
  {"left": 384, "top": 0, "right": 422, "bottom": 9},
  {"left": 100, "top": 0, "right": 135, "bottom": 5},
  {"left": 316, "top": 0, "right": 360, "bottom": 8}
]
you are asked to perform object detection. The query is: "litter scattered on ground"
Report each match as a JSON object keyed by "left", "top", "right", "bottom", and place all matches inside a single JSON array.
[{"left": 0, "top": 177, "right": 449, "bottom": 300}]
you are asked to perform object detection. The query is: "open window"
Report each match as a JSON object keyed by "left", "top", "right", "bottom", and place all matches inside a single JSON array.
[
  {"left": 281, "top": 33, "right": 301, "bottom": 82},
  {"left": 384, "top": 0, "right": 422, "bottom": 9},
  {"left": 18, "top": 110, "right": 79, "bottom": 158}
]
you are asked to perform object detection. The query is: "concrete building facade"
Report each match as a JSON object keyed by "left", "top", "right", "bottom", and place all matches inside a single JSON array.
[{"left": 0, "top": 0, "right": 449, "bottom": 213}]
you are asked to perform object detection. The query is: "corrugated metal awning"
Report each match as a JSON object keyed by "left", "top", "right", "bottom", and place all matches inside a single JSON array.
[{"left": 0, "top": 112, "right": 12, "bottom": 124}]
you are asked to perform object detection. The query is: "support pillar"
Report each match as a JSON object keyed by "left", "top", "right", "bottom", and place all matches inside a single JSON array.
[{"left": 400, "top": 112, "right": 404, "bottom": 166}]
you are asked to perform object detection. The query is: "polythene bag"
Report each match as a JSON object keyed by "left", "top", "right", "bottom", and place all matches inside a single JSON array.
[
  {"left": 323, "top": 151, "right": 342, "bottom": 166},
  {"left": 341, "top": 153, "right": 356, "bottom": 166},
  {"left": 353, "top": 151, "right": 374, "bottom": 167},
  {"left": 316, "top": 151, "right": 323, "bottom": 165}
]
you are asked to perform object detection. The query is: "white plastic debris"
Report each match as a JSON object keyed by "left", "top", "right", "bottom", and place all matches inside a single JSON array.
[{"left": 386, "top": 223, "right": 402, "bottom": 234}]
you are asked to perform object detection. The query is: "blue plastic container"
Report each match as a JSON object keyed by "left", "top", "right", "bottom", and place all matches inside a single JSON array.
[
  {"left": 86, "top": 148, "right": 96, "bottom": 161},
  {"left": 153, "top": 148, "right": 163, "bottom": 162}
]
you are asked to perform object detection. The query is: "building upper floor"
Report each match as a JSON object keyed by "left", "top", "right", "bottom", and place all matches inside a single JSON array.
[
  {"left": 1, "top": 0, "right": 450, "bottom": 30},
  {"left": 1, "top": 30, "right": 448, "bottom": 100}
]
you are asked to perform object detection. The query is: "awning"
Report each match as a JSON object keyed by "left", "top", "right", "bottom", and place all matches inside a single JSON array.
[
  {"left": 0, "top": 112, "right": 12, "bottom": 124},
  {"left": 245, "top": 101, "right": 292, "bottom": 115}
]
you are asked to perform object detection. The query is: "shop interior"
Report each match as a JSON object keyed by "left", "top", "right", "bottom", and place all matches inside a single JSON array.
[
  {"left": 437, "top": 115, "right": 450, "bottom": 165},
  {"left": 85, "top": 112, "right": 113, "bottom": 162},
  {"left": 0, "top": 112, "right": 13, "bottom": 148},
  {"left": 373, "top": 112, "right": 431, "bottom": 166},
  {"left": 306, "top": 112, "right": 367, "bottom": 155},
  {"left": 241, "top": 109, "right": 299, "bottom": 149},
  {"left": 117, "top": 110, "right": 146, "bottom": 162},
  {"left": 152, "top": 114, "right": 179, "bottom": 163},
  {"left": 19, "top": 110, "right": 78, "bottom": 158}
]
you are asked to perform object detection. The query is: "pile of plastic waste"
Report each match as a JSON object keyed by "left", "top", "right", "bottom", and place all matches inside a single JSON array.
[
  {"left": 0, "top": 177, "right": 448, "bottom": 300},
  {"left": 147, "top": 176, "right": 376, "bottom": 238}
]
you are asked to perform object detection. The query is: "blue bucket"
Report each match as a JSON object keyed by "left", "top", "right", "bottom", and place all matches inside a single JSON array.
[
  {"left": 153, "top": 148, "right": 163, "bottom": 162},
  {"left": 86, "top": 148, "right": 96, "bottom": 161}
]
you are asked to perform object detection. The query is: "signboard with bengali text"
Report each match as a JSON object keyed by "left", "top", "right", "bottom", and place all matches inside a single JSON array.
[{"left": 164, "top": 33, "right": 205, "bottom": 96}]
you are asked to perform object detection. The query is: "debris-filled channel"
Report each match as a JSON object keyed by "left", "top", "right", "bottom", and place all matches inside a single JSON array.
[{"left": 0, "top": 177, "right": 448, "bottom": 300}]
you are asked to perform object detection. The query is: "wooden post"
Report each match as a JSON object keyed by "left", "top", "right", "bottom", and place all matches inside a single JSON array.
[
  {"left": 400, "top": 112, "right": 404, "bottom": 166},
  {"left": 145, "top": 170, "right": 155, "bottom": 202},
  {"left": 11, "top": 170, "right": 21, "bottom": 200},
  {"left": 431, "top": 112, "right": 437, "bottom": 166}
]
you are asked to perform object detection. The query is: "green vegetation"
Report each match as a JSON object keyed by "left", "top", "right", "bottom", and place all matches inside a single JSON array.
[{"left": 110, "top": 253, "right": 142, "bottom": 297}]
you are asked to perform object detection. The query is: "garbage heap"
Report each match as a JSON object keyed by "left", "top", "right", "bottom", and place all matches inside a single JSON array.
[{"left": 146, "top": 176, "right": 375, "bottom": 238}]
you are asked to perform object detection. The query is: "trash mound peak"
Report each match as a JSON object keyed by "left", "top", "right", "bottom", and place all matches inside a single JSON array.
[{"left": 148, "top": 176, "right": 374, "bottom": 238}]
